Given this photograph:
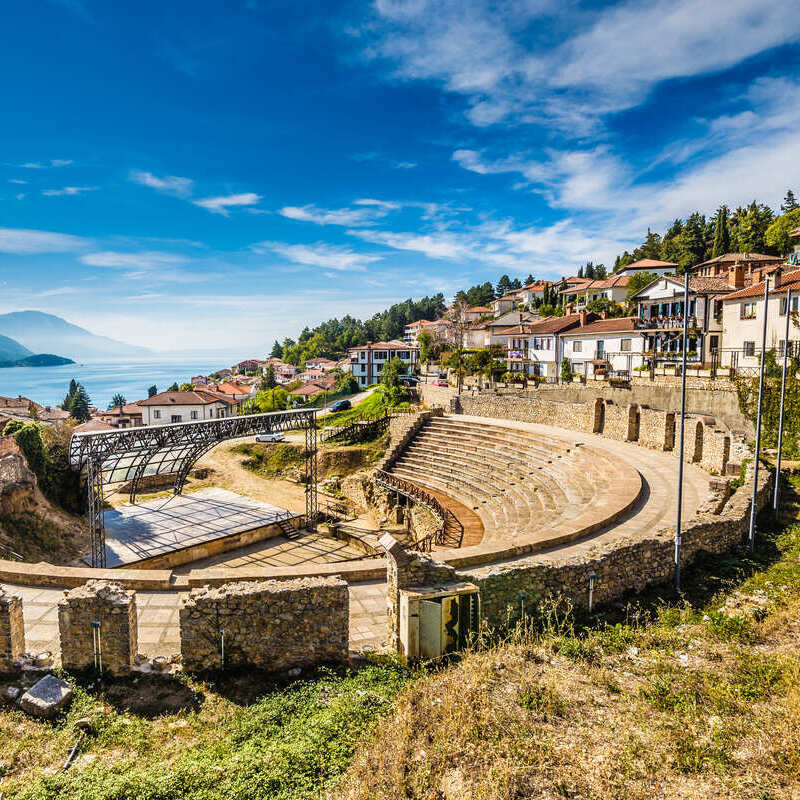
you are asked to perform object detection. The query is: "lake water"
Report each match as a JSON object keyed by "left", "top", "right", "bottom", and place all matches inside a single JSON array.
[{"left": 0, "top": 358, "right": 228, "bottom": 409}]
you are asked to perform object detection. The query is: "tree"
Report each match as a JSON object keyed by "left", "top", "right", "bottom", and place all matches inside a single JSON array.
[
  {"left": 167, "top": 382, "right": 179, "bottom": 392},
  {"left": 765, "top": 208, "right": 800, "bottom": 256},
  {"left": 63, "top": 378, "right": 78, "bottom": 410},
  {"left": 69, "top": 385, "right": 91, "bottom": 422},
  {"left": 147, "top": 385, "right": 157, "bottom": 398},
  {"left": 781, "top": 189, "right": 799, "bottom": 213},
  {"left": 261, "top": 364, "right": 277, "bottom": 389},
  {"left": 417, "top": 328, "right": 434, "bottom": 365},
  {"left": 577, "top": 266, "right": 584, "bottom": 279},
  {"left": 380, "top": 357, "right": 409, "bottom": 405},
  {"left": 496, "top": 274, "right": 513, "bottom": 297},
  {"left": 677, "top": 212, "right": 707, "bottom": 271},
  {"left": 730, "top": 202, "right": 775, "bottom": 253},
  {"left": 270, "top": 340, "right": 283, "bottom": 358},
  {"left": 711, "top": 205, "right": 730, "bottom": 257},
  {"left": 560, "top": 356, "right": 572, "bottom": 383},
  {"left": 524, "top": 274, "right": 535, "bottom": 286},
  {"left": 625, "top": 270, "right": 657, "bottom": 302},
  {"left": 179, "top": 383, "right": 193, "bottom": 391},
  {"left": 633, "top": 229, "right": 662, "bottom": 260},
  {"left": 109, "top": 393, "right": 126, "bottom": 410}
]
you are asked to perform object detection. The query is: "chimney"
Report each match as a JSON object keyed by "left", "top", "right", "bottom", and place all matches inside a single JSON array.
[
  {"left": 773, "top": 266, "right": 783, "bottom": 290},
  {"left": 732, "top": 263, "right": 745, "bottom": 289},
  {"left": 580, "top": 309, "right": 588, "bottom": 327}
]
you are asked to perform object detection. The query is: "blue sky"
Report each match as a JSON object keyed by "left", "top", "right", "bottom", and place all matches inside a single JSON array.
[{"left": 1, "top": 0, "right": 799, "bottom": 355}]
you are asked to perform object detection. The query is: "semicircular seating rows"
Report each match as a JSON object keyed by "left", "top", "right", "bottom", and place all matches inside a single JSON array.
[{"left": 386, "top": 416, "right": 642, "bottom": 551}]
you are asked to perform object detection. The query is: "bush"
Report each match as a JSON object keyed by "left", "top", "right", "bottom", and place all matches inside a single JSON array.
[{"left": 2, "top": 419, "right": 25, "bottom": 437}]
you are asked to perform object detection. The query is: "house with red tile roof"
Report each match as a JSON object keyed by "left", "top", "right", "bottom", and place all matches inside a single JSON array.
[
  {"left": 615, "top": 258, "right": 678, "bottom": 277},
  {"left": 138, "top": 390, "right": 238, "bottom": 425},
  {"left": 559, "top": 274, "right": 632, "bottom": 308},
  {"left": 561, "top": 317, "right": 647, "bottom": 377}
]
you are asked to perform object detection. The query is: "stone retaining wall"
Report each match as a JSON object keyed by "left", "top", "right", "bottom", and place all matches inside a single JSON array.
[
  {"left": 454, "top": 393, "right": 731, "bottom": 475},
  {"left": 58, "top": 580, "right": 137, "bottom": 674},
  {"left": 179, "top": 577, "right": 349, "bottom": 672},
  {"left": 0, "top": 588, "right": 24, "bottom": 673},
  {"left": 463, "top": 468, "right": 771, "bottom": 627}
]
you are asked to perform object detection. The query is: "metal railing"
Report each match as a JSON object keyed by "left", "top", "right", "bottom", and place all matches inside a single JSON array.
[
  {"left": 635, "top": 315, "right": 698, "bottom": 330},
  {"left": 373, "top": 468, "right": 464, "bottom": 551},
  {"left": 321, "top": 406, "right": 414, "bottom": 445}
]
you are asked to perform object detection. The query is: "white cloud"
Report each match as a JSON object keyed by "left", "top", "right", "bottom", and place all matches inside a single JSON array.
[
  {"left": 279, "top": 200, "right": 401, "bottom": 226},
  {"left": 9, "top": 179, "right": 27, "bottom": 185},
  {"left": 18, "top": 159, "right": 73, "bottom": 168},
  {"left": 80, "top": 250, "right": 189, "bottom": 269},
  {"left": 361, "top": 0, "right": 800, "bottom": 129},
  {"left": 39, "top": 286, "right": 79, "bottom": 297},
  {"left": 42, "top": 186, "right": 98, "bottom": 197},
  {"left": 50, "top": 159, "right": 73, "bottom": 167},
  {"left": 129, "top": 169, "right": 194, "bottom": 198},
  {"left": 0, "top": 227, "right": 87, "bottom": 254},
  {"left": 194, "top": 192, "right": 261, "bottom": 215},
  {"left": 254, "top": 241, "right": 382, "bottom": 271}
]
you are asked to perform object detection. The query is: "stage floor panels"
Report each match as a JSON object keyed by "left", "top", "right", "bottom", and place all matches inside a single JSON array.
[{"left": 98, "top": 488, "right": 296, "bottom": 567}]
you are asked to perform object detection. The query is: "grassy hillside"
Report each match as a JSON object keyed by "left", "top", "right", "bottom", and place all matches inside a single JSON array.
[{"left": 334, "top": 482, "right": 800, "bottom": 800}]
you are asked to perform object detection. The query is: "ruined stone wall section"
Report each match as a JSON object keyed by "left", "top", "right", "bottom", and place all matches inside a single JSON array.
[
  {"left": 0, "top": 589, "right": 24, "bottom": 672},
  {"left": 57, "top": 580, "right": 137, "bottom": 675},
  {"left": 457, "top": 394, "right": 595, "bottom": 433},
  {"left": 179, "top": 577, "right": 349, "bottom": 672},
  {"left": 461, "top": 469, "right": 771, "bottom": 628},
  {"left": 639, "top": 409, "right": 675, "bottom": 451}
]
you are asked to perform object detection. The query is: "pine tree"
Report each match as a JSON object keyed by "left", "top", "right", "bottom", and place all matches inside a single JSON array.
[
  {"left": 270, "top": 340, "right": 283, "bottom": 359},
  {"left": 781, "top": 189, "right": 799, "bottom": 213},
  {"left": 69, "top": 385, "right": 91, "bottom": 423},
  {"left": 677, "top": 212, "right": 707, "bottom": 271},
  {"left": 524, "top": 274, "right": 535, "bottom": 286},
  {"left": 578, "top": 266, "right": 584, "bottom": 279},
  {"left": 711, "top": 205, "right": 730, "bottom": 257},
  {"left": 109, "top": 393, "right": 126, "bottom": 410},
  {"left": 62, "top": 378, "right": 78, "bottom": 410},
  {"left": 168, "top": 382, "right": 179, "bottom": 392},
  {"left": 496, "top": 274, "right": 512, "bottom": 297},
  {"left": 147, "top": 385, "right": 157, "bottom": 398}
]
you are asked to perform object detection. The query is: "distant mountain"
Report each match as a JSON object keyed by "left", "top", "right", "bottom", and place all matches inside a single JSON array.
[
  {"left": 0, "top": 311, "right": 151, "bottom": 360},
  {"left": 0, "top": 333, "right": 33, "bottom": 362}
]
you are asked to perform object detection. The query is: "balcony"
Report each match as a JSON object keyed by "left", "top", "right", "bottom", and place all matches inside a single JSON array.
[{"left": 635, "top": 315, "right": 697, "bottom": 330}]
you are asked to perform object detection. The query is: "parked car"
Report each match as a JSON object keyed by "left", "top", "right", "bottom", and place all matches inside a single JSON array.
[
  {"left": 398, "top": 375, "right": 420, "bottom": 386},
  {"left": 433, "top": 378, "right": 449, "bottom": 387},
  {"left": 254, "top": 431, "right": 285, "bottom": 443},
  {"left": 328, "top": 399, "right": 351, "bottom": 412}
]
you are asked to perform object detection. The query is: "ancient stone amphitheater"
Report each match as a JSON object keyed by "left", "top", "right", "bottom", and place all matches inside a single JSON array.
[{"left": 0, "top": 396, "right": 771, "bottom": 675}]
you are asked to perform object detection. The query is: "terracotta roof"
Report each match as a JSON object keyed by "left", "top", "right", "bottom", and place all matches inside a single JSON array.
[
  {"left": 688, "top": 277, "right": 735, "bottom": 293},
  {"left": 73, "top": 419, "right": 115, "bottom": 433},
  {"left": 497, "top": 312, "right": 599, "bottom": 336},
  {"left": 723, "top": 270, "right": 800, "bottom": 300},
  {"left": 520, "top": 281, "right": 552, "bottom": 291},
  {"left": 405, "top": 319, "right": 431, "bottom": 328},
  {"left": 563, "top": 317, "right": 641, "bottom": 335},
  {"left": 695, "top": 252, "right": 783, "bottom": 267},
  {"left": 103, "top": 403, "right": 143, "bottom": 417},
  {"left": 467, "top": 306, "right": 491, "bottom": 313},
  {"left": 622, "top": 258, "right": 678, "bottom": 269},
  {"left": 0, "top": 396, "right": 37, "bottom": 409},
  {"left": 290, "top": 383, "right": 325, "bottom": 396},
  {"left": 348, "top": 341, "right": 418, "bottom": 351},
  {"left": 138, "top": 390, "right": 236, "bottom": 406}
]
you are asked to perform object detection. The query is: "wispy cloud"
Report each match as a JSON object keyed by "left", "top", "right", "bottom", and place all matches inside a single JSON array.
[
  {"left": 42, "top": 185, "right": 98, "bottom": 197},
  {"left": 0, "top": 227, "right": 87, "bottom": 254},
  {"left": 279, "top": 200, "right": 400, "bottom": 226},
  {"left": 9, "top": 179, "right": 27, "bottom": 185},
  {"left": 129, "top": 169, "right": 194, "bottom": 198},
  {"left": 194, "top": 192, "right": 261, "bottom": 215},
  {"left": 80, "top": 250, "right": 190, "bottom": 269},
  {"left": 254, "top": 241, "right": 382, "bottom": 271},
  {"left": 39, "top": 285, "right": 79, "bottom": 297},
  {"left": 18, "top": 159, "right": 73, "bottom": 169}
]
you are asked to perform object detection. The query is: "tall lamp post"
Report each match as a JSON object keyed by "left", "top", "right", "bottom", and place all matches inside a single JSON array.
[
  {"left": 773, "top": 287, "right": 792, "bottom": 517},
  {"left": 674, "top": 271, "right": 690, "bottom": 592},
  {"left": 748, "top": 277, "right": 770, "bottom": 551}
]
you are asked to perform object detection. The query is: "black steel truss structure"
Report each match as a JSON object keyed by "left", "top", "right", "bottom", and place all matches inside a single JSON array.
[{"left": 69, "top": 409, "right": 318, "bottom": 568}]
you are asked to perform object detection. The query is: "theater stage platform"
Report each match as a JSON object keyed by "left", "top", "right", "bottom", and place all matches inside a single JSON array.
[{"left": 95, "top": 488, "right": 300, "bottom": 568}]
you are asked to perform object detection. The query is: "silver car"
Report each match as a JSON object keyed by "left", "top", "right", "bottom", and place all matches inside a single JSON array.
[{"left": 254, "top": 431, "right": 285, "bottom": 443}]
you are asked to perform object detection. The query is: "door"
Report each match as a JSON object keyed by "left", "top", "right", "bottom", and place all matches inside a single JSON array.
[
  {"left": 596, "top": 340, "right": 604, "bottom": 359},
  {"left": 419, "top": 599, "right": 443, "bottom": 659}
]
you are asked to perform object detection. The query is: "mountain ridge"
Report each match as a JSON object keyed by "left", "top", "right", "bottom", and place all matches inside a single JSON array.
[
  {"left": 0, "top": 333, "right": 33, "bottom": 362},
  {"left": 0, "top": 311, "right": 151, "bottom": 359}
]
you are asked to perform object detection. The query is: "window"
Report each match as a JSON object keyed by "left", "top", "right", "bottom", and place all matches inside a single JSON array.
[
  {"left": 153, "top": 410, "right": 161, "bottom": 419},
  {"left": 171, "top": 415, "right": 182, "bottom": 423},
  {"left": 743, "top": 341, "right": 756, "bottom": 357},
  {"left": 190, "top": 410, "right": 199, "bottom": 420},
  {"left": 400, "top": 351, "right": 409, "bottom": 359},
  {"left": 780, "top": 296, "right": 799, "bottom": 315},
  {"left": 740, "top": 302, "right": 756, "bottom": 319},
  {"left": 375, "top": 351, "right": 387, "bottom": 360},
  {"left": 620, "top": 338, "right": 632, "bottom": 352},
  {"left": 573, "top": 340, "right": 582, "bottom": 352}
]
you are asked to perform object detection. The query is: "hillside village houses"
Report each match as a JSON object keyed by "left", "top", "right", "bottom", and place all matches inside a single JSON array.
[
  {"left": 348, "top": 341, "right": 420, "bottom": 387},
  {"left": 559, "top": 274, "right": 632, "bottom": 309},
  {"left": 614, "top": 258, "right": 679, "bottom": 277}
]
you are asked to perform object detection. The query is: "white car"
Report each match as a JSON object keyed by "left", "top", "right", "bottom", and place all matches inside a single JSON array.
[{"left": 254, "top": 431, "right": 285, "bottom": 443}]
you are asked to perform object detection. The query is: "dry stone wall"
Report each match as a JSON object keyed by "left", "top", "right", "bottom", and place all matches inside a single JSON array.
[
  {"left": 0, "top": 588, "right": 24, "bottom": 673},
  {"left": 58, "top": 580, "right": 137, "bottom": 675},
  {"left": 179, "top": 577, "right": 349, "bottom": 672}
]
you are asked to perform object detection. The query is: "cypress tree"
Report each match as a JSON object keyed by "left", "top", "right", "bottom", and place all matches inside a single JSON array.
[
  {"left": 712, "top": 205, "right": 730, "bottom": 257},
  {"left": 69, "top": 385, "right": 91, "bottom": 423}
]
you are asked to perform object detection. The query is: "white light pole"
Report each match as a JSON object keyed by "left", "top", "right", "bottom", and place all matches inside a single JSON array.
[
  {"left": 774, "top": 287, "right": 792, "bottom": 517},
  {"left": 748, "top": 277, "right": 770, "bottom": 551},
  {"left": 674, "top": 271, "right": 690, "bottom": 592}
]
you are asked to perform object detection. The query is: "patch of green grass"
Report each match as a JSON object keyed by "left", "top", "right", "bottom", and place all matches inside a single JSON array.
[
  {"left": 518, "top": 682, "right": 569, "bottom": 720},
  {"left": 5, "top": 663, "right": 415, "bottom": 800},
  {"left": 234, "top": 442, "right": 305, "bottom": 478}
]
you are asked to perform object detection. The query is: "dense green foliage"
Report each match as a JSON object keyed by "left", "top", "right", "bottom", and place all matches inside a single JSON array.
[
  {"left": 735, "top": 348, "right": 800, "bottom": 458},
  {"left": 379, "top": 357, "right": 410, "bottom": 405},
  {"left": 62, "top": 379, "right": 91, "bottom": 422},
  {"left": 279, "top": 295, "right": 446, "bottom": 366},
  {"left": 109, "top": 393, "right": 126, "bottom": 410}
]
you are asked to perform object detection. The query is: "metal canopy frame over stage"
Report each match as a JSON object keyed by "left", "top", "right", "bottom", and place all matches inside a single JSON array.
[{"left": 69, "top": 409, "right": 318, "bottom": 568}]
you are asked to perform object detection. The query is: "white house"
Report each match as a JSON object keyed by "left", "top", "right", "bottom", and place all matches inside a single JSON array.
[
  {"left": 305, "top": 357, "right": 337, "bottom": 372},
  {"left": 720, "top": 268, "right": 800, "bottom": 369},
  {"left": 494, "top": 311, "right": 599, "bottom": 378},
  {"left": 138, "top": 390, "right": 238, "bottom": 426},
  {"left": 559, "top": 274, "right": 631, "bottom": 308},
  {"left": 348, "top": 341, "right": 420, "bottom": 387},
  {"left": 628, "top": 275, "right": 733, "bottom": 364},
  {"left": 561, "top": 317, "right": 646, "bottom": 377}
]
